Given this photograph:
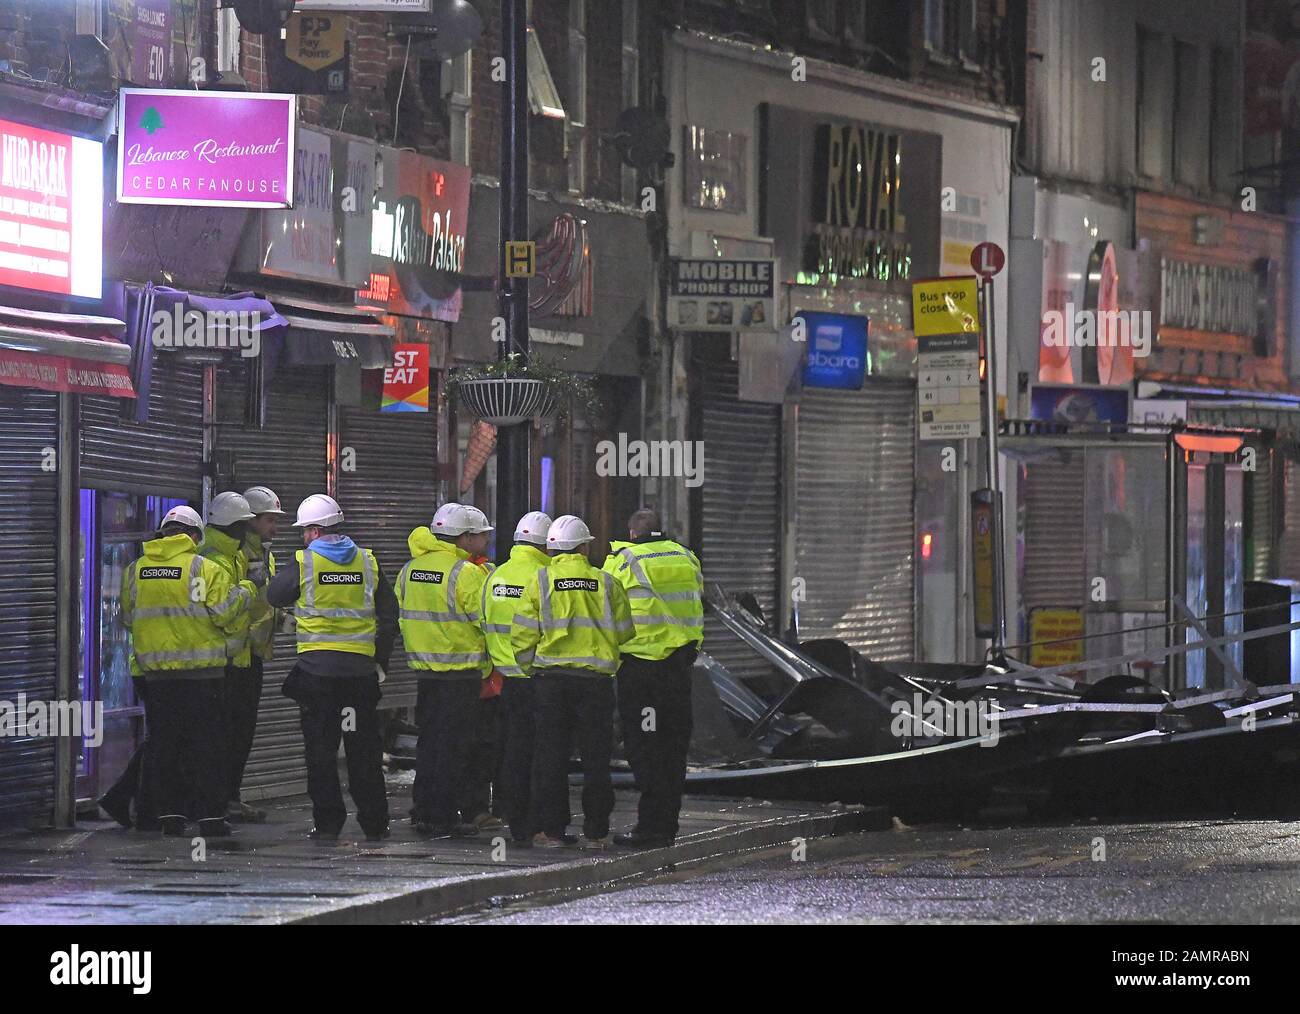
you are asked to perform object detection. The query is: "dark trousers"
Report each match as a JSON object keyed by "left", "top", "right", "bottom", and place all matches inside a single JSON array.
[
  {"left": 459, "top": 694, "right": 503, "bottom": 822},
  {"left": 530, "top": 670, "right": 615, "bottom": 840},
  {"left": 141, "top": 679, "right": 226, "bottom": 822},
  {"left": 617, "top": 645, "right": 697, "bottom": 837},
  {"left": 413, "top": 677, "right": 479, "bottom": 828},
  {"left": 293, "top": 669, "right": 389, "bottom": 836},
  {"left": 225, "top": 657, "right": 264, "bottom": 804},
  {"left": 501, "top": 678, "right": 537, "bottom": 840},
  {"left": 101, "top": 739, "right": 150, "bottom": 825}
]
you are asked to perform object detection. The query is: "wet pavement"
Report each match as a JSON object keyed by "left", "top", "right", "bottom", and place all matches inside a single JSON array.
[
  {"left": 0, "top": 771, "right": 879, "bottom": 924},
  {"left": 449, "top": 815, "right": 1300, "bottom": 923}
]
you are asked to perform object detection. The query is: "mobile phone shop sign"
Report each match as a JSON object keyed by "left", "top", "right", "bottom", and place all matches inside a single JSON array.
[{"left": 117, "top": 89, "right": 296, "bottom": 208}]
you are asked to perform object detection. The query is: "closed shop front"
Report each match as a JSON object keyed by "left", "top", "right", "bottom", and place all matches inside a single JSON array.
[
  {"left": 215, "top": 363, "right": 330, "bottom": 799},
  {"left": 338, "top": 403, "right": 440, "bottom": 710},
  {"left": 0, "top": 387, "right": 59, "bottom": 824},
  {"left": 695, "top": 357, "right": 782, "bottom": 687},
  {"left": 794, "top": 381, "right": 916, "bottom": 660}
]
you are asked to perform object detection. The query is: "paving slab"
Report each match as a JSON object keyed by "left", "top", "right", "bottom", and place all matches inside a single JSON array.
[{"left": 0, "top": 773, "right": 886, "bottom": 924}]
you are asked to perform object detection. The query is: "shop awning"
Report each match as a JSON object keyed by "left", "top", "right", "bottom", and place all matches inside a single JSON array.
[
  {"left": 0, "top": 306, "right": 135, "bottom": 398},
  {"left": 269, "top": 293, "right": 395, "bottom": 369}
]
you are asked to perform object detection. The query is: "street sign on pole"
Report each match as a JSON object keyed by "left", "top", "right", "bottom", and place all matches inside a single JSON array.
[{"left": 971, "top": 241, "right": 1005, "bottom": 281}]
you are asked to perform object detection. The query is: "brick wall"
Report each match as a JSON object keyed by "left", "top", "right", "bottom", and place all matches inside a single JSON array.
[{"left": 1135, "top": 192, "right": 1290, "bottom": 393}]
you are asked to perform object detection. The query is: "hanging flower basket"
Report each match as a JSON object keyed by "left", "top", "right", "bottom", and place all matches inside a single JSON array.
[
  {"left": 454, "top": 376, "right": 548, "bottom": 426},
  {"left": 445, "top": 353, "right": 604, "bottom": 426}
]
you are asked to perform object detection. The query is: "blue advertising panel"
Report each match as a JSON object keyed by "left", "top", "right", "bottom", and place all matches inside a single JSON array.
[
  {"left": 800, "top": 312, "right": 868, "bottom": 390},
  {"left": 1029, "top": 383, "right": 1130, "bottom": 424}
]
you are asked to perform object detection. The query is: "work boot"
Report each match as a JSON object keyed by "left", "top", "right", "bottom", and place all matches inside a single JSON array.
[
  {"left": 227, "top": 800, "right": 266, "bottom": 824},
  {"left": 198, "top": 817, "right": 233, "bottom": 839},
  {"left": 308, "top": 827, "right": 340, "bottom": 845},
  {"left": 580, "top": 836, "right": 609, "bottom": 851},
  {"left": 532, "top": 832, "right": 576, "bottom": 848},
  {"left": 159, "top": 815, "right": 188, "bottom": 837},
  {"left": 98, "top": 795, "right": 132, "bottom": 829},
  {"left": 613, "top": 829, "right": 674, "bottom": 849},
  {"left": 471, "top": 812, "right": 505, "bottom": 831}
]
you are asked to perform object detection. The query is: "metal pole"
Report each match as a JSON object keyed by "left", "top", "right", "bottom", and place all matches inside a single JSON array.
[
  {"left": 981, "top": 279, "right": 1008, "bottom": 660},
  {"left": 496, "top": 0, "right": 530, "bottom": 559},
  {"left": 54, "top": 392, "right": 78, "bottom": 828}
]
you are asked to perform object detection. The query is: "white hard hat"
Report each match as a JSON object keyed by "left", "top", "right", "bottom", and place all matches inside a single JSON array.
[
  {"left": 431, "top": 502, "right": 474, "bottom": 536},
  {"left": 209, "top": 491, "right": 256, "bottom": 527},
  {"left": 161, "top": 505, "right": 204, "bottom": 534},
  {"left": 293, "top": 493, "right": 344, "bottom": 528},
  {"left": 462, "top": 505, "right": 494, "bottom": 534},
  {"left": 547, "top": 514, "right": 594, "bottom": 551},
  {"left": 242, "top": 485, "right": 287, "bottom": 516},
  {"left": 513, "top": 510, "right": 552, "bottom": 546}
]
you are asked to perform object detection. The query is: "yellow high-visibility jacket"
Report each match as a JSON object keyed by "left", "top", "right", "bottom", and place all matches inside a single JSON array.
[
  {"left": 481, "top": 543, "right": 550, "bottom": 677},
  {"left": 198, "top": 527, "right": 253, "bottom": 667},
  {"left": 511, "top": 552, "right": 633, "bottom": 676},
  {"left": 243, "top": 532, "right": 278, "bottom": 660},
  {"left": 396, "top": 527, "right": 490, "bottom": 674},
  {"left": 294, "top": 545, "right": 379, "bottom": 657},
  {"left": 121, "top": 534, "right": 254, "bottom": 676},
  {"left": 602, "top": 539, "right": 705, "bottom": 661}
]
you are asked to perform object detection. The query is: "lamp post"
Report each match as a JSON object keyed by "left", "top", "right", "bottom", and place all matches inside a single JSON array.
[{"left": 496, "top": 0, "right": 530, "bottom": 560}]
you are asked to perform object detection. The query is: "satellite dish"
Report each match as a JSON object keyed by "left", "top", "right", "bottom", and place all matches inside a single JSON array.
[
  {"left": 391, "top": 0, "right": 484, "bottom": 61},
  {"left": 612, "top": 105, "right": 673, "bottom": 174}
]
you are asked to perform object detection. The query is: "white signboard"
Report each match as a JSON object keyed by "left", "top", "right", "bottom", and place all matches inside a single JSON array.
[
  {"left": 918, "top": 332, "right": 981, "bottom": 440},
  {"left": 668, "top": 257, "right": 777, "bottom": 332}
]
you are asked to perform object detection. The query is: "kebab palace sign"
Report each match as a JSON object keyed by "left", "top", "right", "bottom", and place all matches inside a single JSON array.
[{"left": 116, "top": 89, "right": 296, "bottom": 208}]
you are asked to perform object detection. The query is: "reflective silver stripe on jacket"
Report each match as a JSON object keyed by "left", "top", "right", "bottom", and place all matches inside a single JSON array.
[
  {"left": 399, "top": 558, "right": 477, "bottom": 623},
  {"left": 626, "top": 587, "right": 700, "bottom": 602},
  {"left": 482, "top": 622, "right": 512, "bottom": 634},
  {"left": 134, "top": 647, "right": 228, "bottom": 667},
  {"left": 406, "top": 650, "right": 489, "bottom": 665},
  {"left": 631, "top": 614, "right": 705, "bottom": 628},
  {"left": 131, "top": 605, "right": 210, "bottom": 620},
  {"left": 533, "top": 653, "right": 619, "bottom": 674},
  {"left": 298, "top": 548, "right": 376, "bottom": 621}
]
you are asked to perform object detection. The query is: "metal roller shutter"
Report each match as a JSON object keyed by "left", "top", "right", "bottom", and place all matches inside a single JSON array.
[
  {"left": 0, "top": 386, "right": 59, "bottom": 825},
  {"left": 795, "top": 381, "right": 915, "bottom": 660},
  {"left": 338, "top": 403, "right": 440, "bottom": 710},
  {"left": 699, "top": 362, "right": 783, "bottom": 687},
  {"left": 80, "top": 359, "right": 204, "bottom": 498},
  {"left": 1022, "top": 450, "right": 1087, "bottom": 609},
  {"left": 216, "top": 365, "right": 330, "bottom": 800},
  {"left": 1280, "top": 456, "right": 1300, "bottom": 581}
]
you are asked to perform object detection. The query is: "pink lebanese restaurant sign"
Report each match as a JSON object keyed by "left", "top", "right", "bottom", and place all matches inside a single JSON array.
[{"left": 116, "top": 89, "right": 296, "bottom": 209}]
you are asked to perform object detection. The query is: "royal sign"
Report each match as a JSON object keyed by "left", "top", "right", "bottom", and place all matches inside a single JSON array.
[{"left": 116, "top": 89, "right": 296, "bottom": 209}]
